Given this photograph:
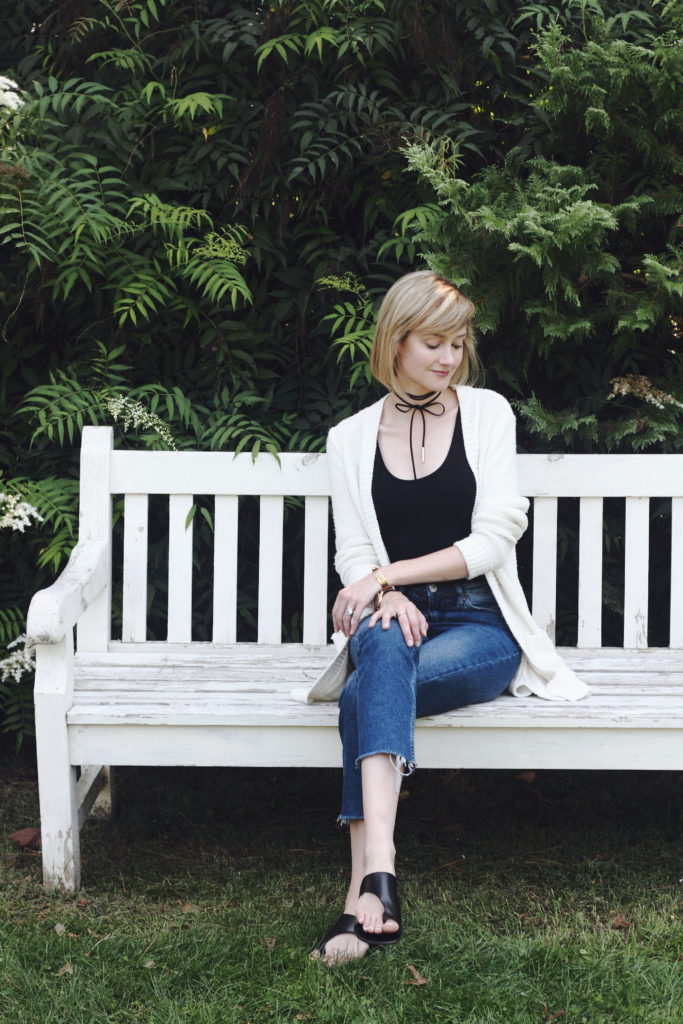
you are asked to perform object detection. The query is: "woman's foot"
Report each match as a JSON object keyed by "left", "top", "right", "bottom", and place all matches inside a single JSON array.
[
  {"left": 355, "top": 847, "right": 400, "bottom": 938},
  {"left": 354, "top": 871, "right": 403, "bottom": 945},
  {"left": 311, "top": 912, "right": 370, "bottom": 965},
  {"left": 355, "top": 889, "right": 401, "bottom": 935}
]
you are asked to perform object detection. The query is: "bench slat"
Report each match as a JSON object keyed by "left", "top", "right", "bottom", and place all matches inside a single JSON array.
[
  {"left": 84, "top": 642, "right": 683, "bottom": 667},
  {"left": 303, "top": 496, "right": 330, "bottom": 645},
  {"left": 111, "top": 450, "right": 330, "bottom": 496},
  {"left": 167, "top": 494, "right": 194, "bottom": 642},
  {"left": 517, "top": 454, "right": 683, "bottom": 497},
  {"left": 110, "top": 451, "right": 683, "bottom": 499},
  {"left": 531, "top": 497, "right": 557, "bottom": 640},
  {"left": 68, "top": 720, "right": 683, "bottom": 771},
  {"left": 122, "top": 494, "right": 148, "bottom": 642},
  {"left": 258, "top": 495, "right": 284, "bottom": 643},
  {"left": 577, "top": 497, "right": 603, "bottom": 647},
  {"left": 670, "top": 497, "right": 683, "bottom": 646},
  {"left": 66, "top": 690, "right": 683, "bottom": 727},
  {"left": 624, "top": 497, "right": 649, "bottom": 648},
  {"left": 212, "top": 495, "right": 239, "bottom": 643}
]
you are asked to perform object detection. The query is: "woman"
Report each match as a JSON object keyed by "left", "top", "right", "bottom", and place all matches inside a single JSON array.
[{"left": 309, "top": 270, "right": 589, "bottom": 965}]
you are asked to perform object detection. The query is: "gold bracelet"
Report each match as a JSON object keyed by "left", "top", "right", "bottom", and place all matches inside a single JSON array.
[{"left": 372, "top": 567, "right": 393, "bottom": 592}]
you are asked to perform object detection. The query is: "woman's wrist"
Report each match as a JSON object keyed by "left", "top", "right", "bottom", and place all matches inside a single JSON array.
[{"left": 371, "top": 567, "right": 396, "bottom": 610}]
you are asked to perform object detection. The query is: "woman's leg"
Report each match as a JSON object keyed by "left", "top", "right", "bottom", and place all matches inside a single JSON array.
[
  {"left": 355, "top": 753, "right": 401, "bottom": 934},
  {"left": 319, "top": 619, "right": 414, "bottom": 963},
  {"left": 318, "top": 761, "right": 401, "bottom": 964},
  {"left": 414, "top": 618, "right": 521, "bottom": 718}
]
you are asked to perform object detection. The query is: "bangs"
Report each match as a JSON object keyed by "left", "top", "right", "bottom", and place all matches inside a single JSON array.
[{"left": 406, "top": 285, "right": 474, "bottom": 339}]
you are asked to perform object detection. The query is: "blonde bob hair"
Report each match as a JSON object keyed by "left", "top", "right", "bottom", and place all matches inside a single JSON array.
[{"left": 370, "top": 270, "right": 480, "bottom": 393}]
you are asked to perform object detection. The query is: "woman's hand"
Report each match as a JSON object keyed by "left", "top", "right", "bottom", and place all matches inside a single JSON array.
[
  {"left": 332, "top": 575, "right": 382, "bottom": 637},
  {"left": 368, "top": 590, "right": 428, "bottom": 648}
]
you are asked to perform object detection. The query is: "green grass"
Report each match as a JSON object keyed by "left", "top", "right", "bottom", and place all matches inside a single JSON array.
[{"left": 1, "top": 747, "right": 681, "bottom": 1024}]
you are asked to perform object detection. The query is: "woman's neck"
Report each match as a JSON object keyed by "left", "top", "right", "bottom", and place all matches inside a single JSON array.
[{"left": 386, "top": 386, "right": 458, "bottom": 414}]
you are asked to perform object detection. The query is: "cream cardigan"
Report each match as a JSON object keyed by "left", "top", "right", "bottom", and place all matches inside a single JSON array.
[{"left": 298, "top": 385, "right": 590, "bottom": 704}]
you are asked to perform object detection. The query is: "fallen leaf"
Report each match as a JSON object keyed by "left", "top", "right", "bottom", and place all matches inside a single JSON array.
[
  {"left": 182, "top": 902, "right": 199, "bottom": 912},
  {"left": 56, "top": 963, "right": 73, "bottom": 977},
  {"left": 54, "top": 923, "right": 66, "bottom": 935},
  {"left": 611, "top": 913, "right": 631, "bottom": 930},
  {"left": 260, "top": 936, "right": 276, "bottom": 950},
  {"left": 543, "top": 1007, "right": 566, "bottom": 1022},
  {"left": 295, "top": 1015, "right": 312, "bottom": 1020},
  {"left": 9, "top": 827, "right": 41, "bottom": 850},
  {"left": 67, "top": 932, "right": 79, "bottom": 938},
  {"left": 143, "top": 960, "right": 156, "bottom": 969},
  {"left": 404, "top": 964, "right": 429, "bottom": 986}
]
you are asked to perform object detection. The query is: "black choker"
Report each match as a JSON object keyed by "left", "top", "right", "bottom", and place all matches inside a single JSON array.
[{"left": 393, "top": 390, "right": 446, "bottom": 479}]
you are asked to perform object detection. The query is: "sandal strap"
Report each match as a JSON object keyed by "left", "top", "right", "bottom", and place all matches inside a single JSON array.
[
  {"left": 358, "top": 871, "right": 402, "bottom": 927},
  {"left": 314, "top": 913, "right": 357, "bottom": 954}
]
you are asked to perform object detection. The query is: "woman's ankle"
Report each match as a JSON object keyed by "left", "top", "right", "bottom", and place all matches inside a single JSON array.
[{"left": 362, "top": 843, "right": 396, "bottom": 876}]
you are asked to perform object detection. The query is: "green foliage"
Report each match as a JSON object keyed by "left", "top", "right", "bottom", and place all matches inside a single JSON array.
[{"left": 388, "top": 3, "right": 683, "bottom": 451}]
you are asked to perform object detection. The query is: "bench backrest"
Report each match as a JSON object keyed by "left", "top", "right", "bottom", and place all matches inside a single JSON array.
[{"left": 76, "top": 426, "right": 683, "bottom": 653}]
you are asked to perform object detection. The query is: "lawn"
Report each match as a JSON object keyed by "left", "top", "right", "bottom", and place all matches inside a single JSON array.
[{"left": 1, "top": 747, "right": 681, "bottom": 1024}]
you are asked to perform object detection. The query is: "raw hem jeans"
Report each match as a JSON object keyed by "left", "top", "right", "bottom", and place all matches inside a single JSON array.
[{"left": 337, "top": 578, "right": 522, "bottom": 822}]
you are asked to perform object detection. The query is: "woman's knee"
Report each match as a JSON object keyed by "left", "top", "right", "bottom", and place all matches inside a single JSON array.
[{"left": 351, "top": 616, "right": 414, "bottom": 663}]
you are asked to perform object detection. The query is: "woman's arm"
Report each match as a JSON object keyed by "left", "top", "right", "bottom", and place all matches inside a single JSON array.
[
  {"left": 454, "top": 394, "right": 528, "bottom": 578},
  {"left": 326, "top": 422, "right": 378, "bottom": 586}
]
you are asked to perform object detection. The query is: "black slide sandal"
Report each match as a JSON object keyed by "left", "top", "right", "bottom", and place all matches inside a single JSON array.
[{"left": 353, "top": 871, "right": 403, "bottom": 946}]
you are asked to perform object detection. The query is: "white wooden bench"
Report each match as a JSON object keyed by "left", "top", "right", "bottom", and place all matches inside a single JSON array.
[{"left": 27, "top": 426, "right": 683, "bottom": 890}]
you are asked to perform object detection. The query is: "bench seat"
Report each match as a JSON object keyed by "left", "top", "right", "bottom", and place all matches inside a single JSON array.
[{"left": 66, "top": 644, "right": 683, "bottom": 771}]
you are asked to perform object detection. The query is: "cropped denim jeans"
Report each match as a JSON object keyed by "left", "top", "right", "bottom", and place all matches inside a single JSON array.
[{"left": 337, "top": 578, "right": 521, "bottom": 821}]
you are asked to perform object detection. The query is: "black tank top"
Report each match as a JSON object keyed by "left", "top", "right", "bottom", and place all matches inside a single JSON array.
[{"left": 371, "top": 412, "right": 476, "bottom": 562}]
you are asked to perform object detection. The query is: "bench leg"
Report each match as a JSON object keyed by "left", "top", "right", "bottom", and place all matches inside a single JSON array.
[
  {"left": 34, "top": 636, "right": 81, "bottom": 891},
  {"left": 90, "top": 766, "right": 116, "bottom": 819}
]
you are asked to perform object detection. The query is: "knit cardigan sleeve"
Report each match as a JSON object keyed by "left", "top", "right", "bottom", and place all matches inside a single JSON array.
[
  {"left": 454, "top": 392, "right": 529, "bottom": 579},
  {"left": 326, "top": 421, "right": 378, "bottom": 586}
]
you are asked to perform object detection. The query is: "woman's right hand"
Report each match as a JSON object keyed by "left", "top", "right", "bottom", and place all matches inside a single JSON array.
[{"left": 367, "top": 590, "right": 428, "bottom": 648}]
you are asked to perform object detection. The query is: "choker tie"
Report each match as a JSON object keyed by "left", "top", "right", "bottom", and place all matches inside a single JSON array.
[{"left": 393, "top": 390, "right": 446, "bottom": 479}]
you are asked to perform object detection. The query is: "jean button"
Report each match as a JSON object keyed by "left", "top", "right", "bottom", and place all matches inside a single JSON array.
[{"left": 428, "top": 584, "right": 437, "bottom": 593}]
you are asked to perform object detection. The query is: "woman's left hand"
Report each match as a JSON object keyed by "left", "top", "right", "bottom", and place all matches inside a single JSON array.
[
  {"left": 368, "top": 590, "right": 428, "bottom": 648},
  {"left": 332, "top": 574, "right": 382, "bottom": 637}
]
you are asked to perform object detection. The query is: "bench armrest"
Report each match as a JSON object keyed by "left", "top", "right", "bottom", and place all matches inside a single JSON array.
[{"left": 27, "top": 540, "right": 110, "bottom": 645}]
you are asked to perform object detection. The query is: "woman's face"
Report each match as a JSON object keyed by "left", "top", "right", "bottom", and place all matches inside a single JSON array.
[{"left": 396, "top": 328, "right": 466, "bottom": 396}]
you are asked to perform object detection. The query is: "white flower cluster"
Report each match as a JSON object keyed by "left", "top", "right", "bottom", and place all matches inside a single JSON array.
[
  {"left": 0, "top": 492, "right": 44, "bottom": 532},
  {"left": 0, "top": 74, "right": 23, "bottom": 112},
  {"left": 194, "top": 230, "right": 248, "bottom": 265},
  {"left": 102, "top": 394, "right": 177, "bottom": 449},
  {"left": 0, "top": 636, "right": 35, "bottom": 684},
  {"left": 608, "top": 374, "right": 683, "bottom": 411}
]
